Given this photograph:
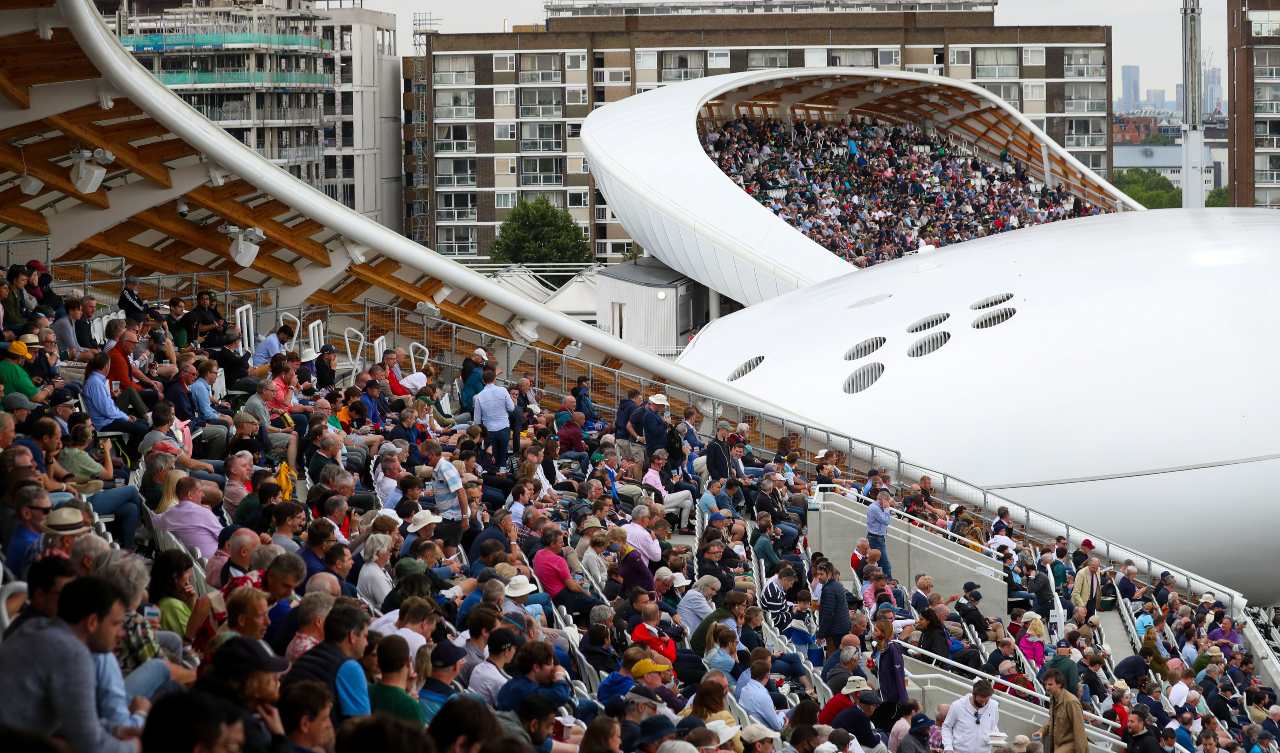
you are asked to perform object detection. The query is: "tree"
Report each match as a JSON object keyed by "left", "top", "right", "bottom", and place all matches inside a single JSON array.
[
  {"left": 1206, "top": 187, "right": 1229, "bottom": 207},
  {"left": 490, "top": 197, "right": 591, "bottom": 266},
  {"left": 1111, "top": 169, "right": 1181, "bottom": 209}
]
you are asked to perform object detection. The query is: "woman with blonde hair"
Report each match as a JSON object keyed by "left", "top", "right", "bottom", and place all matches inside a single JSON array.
[
  {"left": 155, "top": 469, "right": 189, "bottom": 513},
  {"left": 679, "top": 678, "right": 743, "bottom": 752},
  {"left": 1018, "top": 615, "right": 1049, "bottom": 668}
]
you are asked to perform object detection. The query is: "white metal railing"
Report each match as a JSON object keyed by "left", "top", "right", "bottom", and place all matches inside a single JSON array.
[
  {"left": 1066, "top": 99, "right": 1108, "bottom": 113},
  {"left": 519, "top": 104, "right": 563, "bottom": 118},
  {"left": 1241, "top": 617, "right": 1280, "bottom": 691},
  {"left": 432, "top": 71, "right": 475, "bottom": 85},
  {"left": 234, "top": 304, "right": 255, "bottom": 357},
  {"left": 520, "top": 173, "right": 564, "bottom": 186},
  {"left": 661, "top": 68, "right": 705, "bottom": 81},
  {"left": 817, "top": 486, "right": 999, "bottom": 560},
  {"left": 1254, "top": 21, "right": 1280, "bottom": 37},
  {"left": 434, "top": 106, "right": 475, "bottom": 119},
  {"left": 1257, "top": 170, "right": 1280, "bottom": 184},
  {"left": 307, "top": 318, "right": 325, "bottom": 356},
  {"left": 1257, "top": 66, "right": 1280, "bottom": 79},
  {"left": 1256, "top": 136, "right": 1280, "bottom": 149},
  {"left": 904, "top": 64, "right": 944, "bottom": 77},
  {"left": 278, "top": 311, "right": 301, "bottom": 352},
  {"left": 435, "top": 174, "right": 477, "bottom": 187},
  {"left": 974, "top": 64, "right": 1019, "bottom": 78},
  {"left": 1254, "top": 101, "right": 1280, "bottom": 114},
  {"left": 409, "top": 342, "right": 430, "bottom": 373},
  {"left": 1065, "top": 134, "right": 1106, "bottom": 148},
  {"left": 342, "top": 326, "right": 366, "bottom": 373},
  {"left": 593, "top": 68, "right": 631, "bottom": 85},
  {"left": 434, "top": 140, "right": 476, "bottom": 153},
  {"left": 372, "top": 335, "right": 387, "bottom": 364},
  {"left": 520, "top": 139, "right": 564, "bottom": 152},
  {"left": 1065, "top": 65, "right": 1106, "bottom": 78},
  {"left": 436, "top": 241, "right": 479, "bottom": 256},
  {"left": 436, "top": 208, "right": 478, "bottom": 221},
  {"left": 519, "top": 70, "right": 562, "bottom": 84}
]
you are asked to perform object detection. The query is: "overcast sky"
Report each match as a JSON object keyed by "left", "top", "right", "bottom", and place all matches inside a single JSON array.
[{"left": 362, "top": 0, "right": 1227, "bottom": 101}]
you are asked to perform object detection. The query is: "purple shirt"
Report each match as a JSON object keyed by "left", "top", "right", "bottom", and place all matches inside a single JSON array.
[{"left": 158, "top": 500, "right": 222, "bottom": 558}]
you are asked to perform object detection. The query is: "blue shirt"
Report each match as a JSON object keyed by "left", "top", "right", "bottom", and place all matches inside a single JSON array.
[
  {"left": 472, "top": 383, "right": 515, "bottom": 432},
  {"left": 494, "top": 674, "right": 573, "bottom": 712},
  {"left": 431, "top": 457, "right": 464, "bottom": 520},
  {"left": 360, "top": 394, "right": 382, "bottom": 426},
  {"left": 251, "top": 333, "right": 284, "bottom": 367},
  {"left": 335, "top": 659, "right": 371, "bottom": 717},
  {"left": 866, "top": 501, "right": 892, "bottom": 536},
  {"left": 5, "top": 526, "right": 39, "bottom": 576},
  {"left": 189, "top": 379, "right": 220, "bottom": 423},
  {"left": 85, "top": 372, "right": 128, "bottom": 429},
  {"left": 738, "top": 677, "right": 786, "bottom": 730}
]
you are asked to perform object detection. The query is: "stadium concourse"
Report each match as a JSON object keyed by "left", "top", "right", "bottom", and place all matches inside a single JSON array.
[
  {"left": 703, "top": 118, "right": 1104, "bottom": 267},
  {"left": 1, "top": 255, "right": 1280, "bottom": 753}
]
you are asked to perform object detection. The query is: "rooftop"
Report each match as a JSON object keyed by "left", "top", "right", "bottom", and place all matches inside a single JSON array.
[
  {"left": 544, "top": 0, "right": 996, "bottom": 17},
  {"left": 596, "top": 256, "right": 689, "bottom": 287}
]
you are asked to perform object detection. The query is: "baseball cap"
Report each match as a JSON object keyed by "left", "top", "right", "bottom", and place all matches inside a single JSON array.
[
  {"left": 631, "top": 658, "right": 671, "bottom": 676},
  {"left": 431, "top": 640, "right": 467, "bottom": 667},
  {"left": 708, "top": 512, "right": 727, "bottom": 522},
  {"left": 212, "top": 635, "right": 290, "bottom": 674},
  {"left": 3, "top": 392, "right": 37, "bottom": 411},
  {"left": 319, "top": 344, "right": 336, "bottom": 355},
  {"left": 1056, "top": 639, "right": 1072, "bottom": 649},
  {"left": 1081, "top": 539, "right": 1095, "bottom": 548},
  {"left": 488, "top": 628, "right": 521, "bottom": 654},
  {"left": 3, "top": 340, "right": 32, "bottom": 360},
  {"left": 962, "top": 581, "right": 980, "bottom": 593},
  {"left": 857, "top": 690, "right": 882, "bottom": 705},
  {"left": 473, "top": 347, "right": 488, "bottom": 361},
  {"left": 740, "top": 725, "right": 778, "bottom": 745},
  {"left": 394, "top": 558, "right": 428, "bottom": 579}
]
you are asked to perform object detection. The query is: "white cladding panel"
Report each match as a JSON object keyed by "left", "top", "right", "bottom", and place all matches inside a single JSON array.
[{"left": 595, "top": 274, "right": 681, "bottom": 350}]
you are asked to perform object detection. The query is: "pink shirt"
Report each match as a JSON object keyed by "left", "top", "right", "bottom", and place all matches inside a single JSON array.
[
  {"left": 158, "top": 500, "right": 222, "bottom": 558},
  {"left": 532, "top": 548, "right": 572, "bottom": 598},
  {"left": 623, "top": 522, "right": 661, "bottom": 564},
  {"left": 642, "top": 468, "right": 668, "bottom": 501}
]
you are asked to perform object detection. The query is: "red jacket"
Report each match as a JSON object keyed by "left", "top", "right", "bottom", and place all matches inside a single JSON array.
[
  {"left": 107, "top": 344, "right": 136, "bottom": 390},
  {"left": 558, "top": 420, "right": 587, "bottom": 454},
  {"left": 387, "top": 369, "right": 410, "bottom": 397},
  {"left": 630, "top": 622, "right": 676, "bottom": 663}
]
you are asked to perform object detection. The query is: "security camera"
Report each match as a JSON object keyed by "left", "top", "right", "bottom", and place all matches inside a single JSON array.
[
  {"left": 414, "top": 300, "right": 440, "bottom": 318},
  {"left": 176, "top": 199, "right": 189, "bottom": 218},
  {"left": 92, "top": 148, "right": 115, "bottom": 165}
]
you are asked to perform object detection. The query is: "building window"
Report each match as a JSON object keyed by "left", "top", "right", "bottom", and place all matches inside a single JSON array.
[
  {"left": 498, "top": 157, "right": 517, "bottom": 174},
  {"left": 974, "top": 48, "right": 1018, "bottom": 78},
  {"left": 830, "top": 49, "right": 875, "bottom": 67},
  {"left": 437, "top": 226, "right": 477, "bottom": 256},
  {"left": 433, "top": 90, "right": 475, "bottom": 119},
  {"left": 707, "top": 50, "right": 730, "bottom": 69},
  {"left": 494, "top": 88, "right": 515, "bottom": 106},
  {"left": 495, "top": 122, "right": 516, "bottom": 140},
  {"left": 1023, "top": 82, "right": 1046, "bottom": 101},
  {"left": 1064, "top": 48, "right": 1106, "bottom": 78},
  {"left": 566, "top": 87, "right": 588, "bottom": 105},
  {"left": 1065, "top": 82, "right": 1107, "bottom": 113},
  {"left": 877, "top": 48, "right": 900, "bottom": 68},
  {"left": 496, "top": 191, "right": 516, "bottom": 209},
  {"left": 747, "top": 50, "right": 789, "bottom": 70},
  {"left": 433, "top": 55, "right": 475, "bottom": 85},
  {"left": 978, "top": 82, "right": 1021, "bottom": 108},
  {"left": 565, "top": 52, "right": 587, "bottom": 70},
  {"left": 493, "top": 53, "right": 515, "bottom": 72},
  {"left": 1022, "top": 47, "right": 1045, "bottom": 67},
  {"left": 568, "top": 189, "right": 588, "bottom": 207},
  {"left": 948, "top": 47, "right": 971, "bottom": 66},
  {"left": 568, "top": 123, "right": 582, "bottom": 138},
  {"left": 580, "top": 158, "right": 590, "bottom": 174},
  {"left": 635, "top": 51, "right": 657, "bottom": 70}
]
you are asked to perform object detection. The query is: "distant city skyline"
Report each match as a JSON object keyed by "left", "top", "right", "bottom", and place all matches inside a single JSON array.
[{"left": 366, "top": 0, "right": 1227, "bottom": 105}]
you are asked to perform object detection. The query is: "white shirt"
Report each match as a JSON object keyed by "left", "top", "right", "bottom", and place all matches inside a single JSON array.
[
  {"left": 395, "top": 626, "right": 427, "bottom": 661},
  {"left": 357, "top": 563, "right": 393, "bottom": 611},
  {"left": 1168, "top": 680, "right": 1191, "bottom": 708},
  {"left": 941, "top": 693, "right": 1001, "bottom": 753},
  {"left": 469, "top": 660, "right": 510, "bottom": 705}
]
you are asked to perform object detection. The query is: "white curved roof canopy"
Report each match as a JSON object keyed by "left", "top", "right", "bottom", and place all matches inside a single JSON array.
[
  {"left": 676, "top": 208, "right": 1280, "bottom": 601},
  {"left": 583, "top": 68, "right": 1141, "bottom": 307}
]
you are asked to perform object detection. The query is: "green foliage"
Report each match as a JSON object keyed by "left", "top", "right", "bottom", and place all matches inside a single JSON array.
[
  {"left": 1206, "top": 187, "right": 1229, "bottom": 207},
  {"left": 491, "top": 197, "right": 591, "bottom": 265},
  {"left": 1112, "top": 169, "right": 1181, "bottom": 209},
  {"left": 1141, "top": 132, "right": 1175, "bottom": 146}
]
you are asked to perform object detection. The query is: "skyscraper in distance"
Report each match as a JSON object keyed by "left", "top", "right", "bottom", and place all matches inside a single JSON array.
[{"left": 1121, "top": 64, "right": 1140, "bottom": 112}]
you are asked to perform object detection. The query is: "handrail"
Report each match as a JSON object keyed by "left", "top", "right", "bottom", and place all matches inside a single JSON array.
[
  {"left": 279, "top": 311, "right": 301, "bottom": 352},
  {"left": 894, "top": 640, "right": 1121, "bottom": 734},
  {"left": 343, "top": 327, "right": 366, "bottom": 372},
  {"left": 817, "top": 498, "right": 999, "bottom": 577},
  {"left": 1240, "top": 616, "right": 1280, "bottom": 691},
  {"left": 817, "top": 484, "right": 1000, "bottom": 558},
  {"left": 408, "top": 342, "right": 430, "bottom": 373},
  {"left": 307, "top": 319, "right": 325, "bottom": 355}
]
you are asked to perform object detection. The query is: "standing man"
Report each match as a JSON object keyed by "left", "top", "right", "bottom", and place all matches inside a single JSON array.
[
  {"left": 471, "top": 366, "right": 515, "bottom": 468},
  {"left": 942, "top": 679, "right": 1001, "bottom": 753},
  {"left": 424, "top": 440, "right": 467, "bottom": 554},
  {"left": 1070, "top": 558, "right": 1103, "bottom": 618},
  {"left": 1039, "top": 669, "right": 1088, "bottom": 753},
  {"left": 867, "top": 490, "right": 895, "bottom": 581},
  {"left": 636, "top": 393, "right": 671, "bottom": 460}
]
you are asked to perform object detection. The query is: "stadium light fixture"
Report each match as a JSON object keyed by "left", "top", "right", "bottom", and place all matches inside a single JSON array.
[{"left": 68, "top": 149, "right": 106, "bottom": 194}]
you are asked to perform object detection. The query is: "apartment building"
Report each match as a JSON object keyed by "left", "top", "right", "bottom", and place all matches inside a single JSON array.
[
  {"left": 108, "top": 0, "right": 401, "bottom": 228},
  {"left": 402, "top": 0, "right": 1114, "bottom": 262},
  {"left": 1228, "top": 0, "right": 1280, "bottom": 207}
]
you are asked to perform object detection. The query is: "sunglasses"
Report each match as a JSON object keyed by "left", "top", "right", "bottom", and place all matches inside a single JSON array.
[{"left": 30, "top": 506, "right": 53, "bottom": 514}]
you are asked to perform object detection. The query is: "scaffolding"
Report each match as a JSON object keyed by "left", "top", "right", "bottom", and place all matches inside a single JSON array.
[{"left": 409, "top": 12, "right": 437, "bottom": 243}]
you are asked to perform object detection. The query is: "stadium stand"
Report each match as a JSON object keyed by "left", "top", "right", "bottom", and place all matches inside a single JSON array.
[
  {"left": 0, "top": 254, "right": 1276, "bottom": 753},
  {"left": 702, "top": 117, "right": 1107, "bottom": 266}
]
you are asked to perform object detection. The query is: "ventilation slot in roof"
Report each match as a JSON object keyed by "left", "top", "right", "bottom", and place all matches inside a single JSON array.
[
  {"left": 907, "top": 331, "right": 951, "bottom": 357},
  {"left": 843, "top": 363, "right": 885, "bottom": 394},
  {"left": 972, "top": 307, "right": 1017, "bottom": 329},
  {"left": 970, "top": 293, "right": 1014, "bottom": 310},
  {"left": 906, "top": 312, "right": 950, "bottom": 333},
  {"left": 848, "top": 293, "right": 893, "bottom": 309},
  {"left": 844, "top": 336, "right": 886, "bottom": 361},
  {"left": 727, "top": 356, "right": 764, "bottom": 382}
]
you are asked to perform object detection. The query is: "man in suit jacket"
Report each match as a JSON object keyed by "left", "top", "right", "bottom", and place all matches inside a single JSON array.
[{"left": 1070, "top": 557, "right": 1104, "bottom": 617}]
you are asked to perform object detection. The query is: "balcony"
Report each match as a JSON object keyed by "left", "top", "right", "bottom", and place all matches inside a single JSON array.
[
  {"left": 973, "top": 65, "right": 1018, "bottom": 78},
  {"left": 1255, "top": 101, "right": 1280, "bottom": 114},
  {"left": 519, "top": 104, "right": 563, "bottom": 118},
  {"left": 518, "top": 70, "right": 562, "bottom": 84},
  {"left": 520, "top": 139, "right": 563, "bottom": 152},
  {"left": 1257, "top": 170, "right": 1280, "bottom": 185},
  {"left": 257, "top": 145, "right": 322, "bottom": 164},
  {"left": 436, "top": 208, "right": 478, "bottom": 222},
  {"left": 520, "top": 173, "right": 563, "bottom": 186},
  {"left": 122, "top": 32, "right": 332, "bottom": 52},
  {"left": 436, "top": 174, "right": 478, "bottom": 187},
  {"left": 1257, "top": 66, "right": 1280, "bottom": 80},
  {"left": 1065, "top": 99, "right": 1107, "bottom": 113},
  {"left": 660, "top": 68, "right": 705, "bottom": 82},
  {"left": 1065, "top": 64, "right": 1106, "bottom": 78},
  {"left": 437, "top": 242, "right": 479, "bottom": 256},
  {"left": 433, "top": 71, "right": 475, "bottom": 85},
  {"left": 1256, "top": 136, "right": 1280, "bottom": 150},
  {"left": 1254, "top": 21, "right": 1280, "bottom": 37},
  {"left": 434, "top": 140, "right": 476, "bottom": 153},
  {"left": 434, "top": 106, "right": 476, "bottom": 119},
  {"left": 1065, "top": 134, "right": 1106, "bottom": 148},
  {"left": 903, "top": 64, "right": 943, "bottom": 77},
  {"left": 157, "top": 70, "right": 333, "bottom": 87}
]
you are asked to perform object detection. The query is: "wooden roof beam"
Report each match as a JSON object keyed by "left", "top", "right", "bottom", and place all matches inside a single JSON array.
[
  {"left": 45, "top": 114, "right": 172, "bottom": 188},
  {"left": 0, "top": 141, "right": 109, "bottom": 208},
  {"left": 184, "top": 186, "right": 328, "bottom": 265},
  {"left": 131, "top": 206, "right": 300, "bottom": 285}
]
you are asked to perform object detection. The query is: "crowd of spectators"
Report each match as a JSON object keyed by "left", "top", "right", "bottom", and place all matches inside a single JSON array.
[
  {"left": 0, "top": 257, "right": 1274, "bottom": 753},
  {"left": 702, "top": 117, "right": 1105, "bottom": 267}
]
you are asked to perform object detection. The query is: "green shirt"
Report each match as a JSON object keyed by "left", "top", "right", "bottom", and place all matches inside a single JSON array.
[
  {"left": 368, "top": 682, "right": 428, "bottom": 725},
  {"left": 158, "top": 597, "right": 191, "bottom": 636},
  {"left": 59, "top": 447, "right": 104, "bottom": 481},
  {"left": 0, "top": 359, "right": 38, "bottom": 398},
  {"left": 233, "top": 494, "right": 262, "bottom": 527}
]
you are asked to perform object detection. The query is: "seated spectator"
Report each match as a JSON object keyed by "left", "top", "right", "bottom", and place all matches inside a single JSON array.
[{"left": 282, "top": 603, "right": 372, "bottom": 723}]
